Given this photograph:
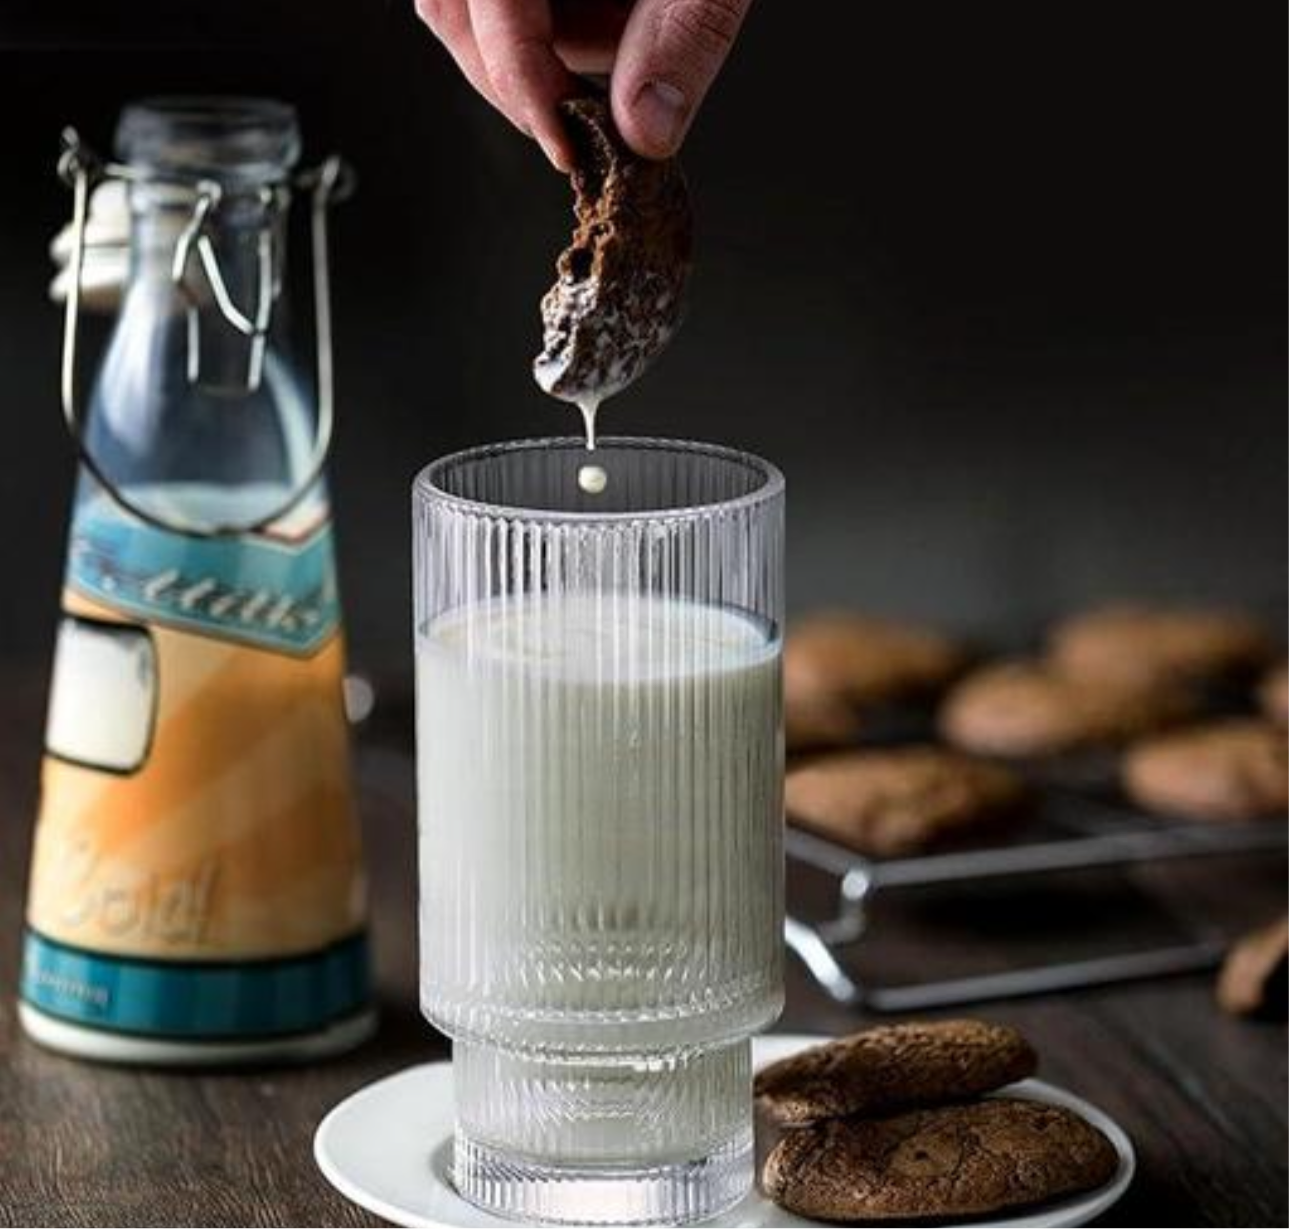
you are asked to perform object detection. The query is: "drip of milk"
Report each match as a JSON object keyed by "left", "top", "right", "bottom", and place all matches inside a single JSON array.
[
  {"left": 576, "top": 396, "right": 608, "bottom": 495},
  {"left": 579, "top": 398, "right": 599, "bottom": 450}
]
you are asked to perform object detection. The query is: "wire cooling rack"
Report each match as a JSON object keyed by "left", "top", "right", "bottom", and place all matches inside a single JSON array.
[{"left": 785, "top": 786, "right": 1287, "bottom": 1011}]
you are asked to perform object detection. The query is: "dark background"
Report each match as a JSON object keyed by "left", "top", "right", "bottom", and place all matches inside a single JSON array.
[{"left": 1, "top": 2, "right": 1284, "bottom": 676}]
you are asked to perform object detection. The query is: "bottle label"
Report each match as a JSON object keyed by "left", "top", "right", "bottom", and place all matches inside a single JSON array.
[
  {"left": 23, "top": 490, "right": 371, "bottom": 1043},
  {"left": 67, "top": 493, "right": 340, "bottom": 654},
  {"left": 21, "top": 930, "right": 369, "bottom": 1040}
]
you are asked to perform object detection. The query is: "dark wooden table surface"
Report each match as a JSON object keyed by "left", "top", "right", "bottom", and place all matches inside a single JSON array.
[{"left": 1, "top": 670, "right": 1285, "bottom": 1228}]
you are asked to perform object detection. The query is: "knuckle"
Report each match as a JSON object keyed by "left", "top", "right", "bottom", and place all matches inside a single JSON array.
[
  {"left": 489, "top": 34, "right": 555, "bottom": 102},
  {"left": 487, "top": 56, "right": 527, "bottom": 100},
  {"left": 658, "top": 0, "right": 746, "bottom": 58}
]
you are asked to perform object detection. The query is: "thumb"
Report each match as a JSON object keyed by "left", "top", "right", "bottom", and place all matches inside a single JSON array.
[{"left": 611, "top": 0, "right": 751, "bottom": 159}]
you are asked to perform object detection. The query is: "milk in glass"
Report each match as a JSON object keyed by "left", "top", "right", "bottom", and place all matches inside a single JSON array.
[{"left": 417, "top": 590, "right": 783, "bottom": 1160}]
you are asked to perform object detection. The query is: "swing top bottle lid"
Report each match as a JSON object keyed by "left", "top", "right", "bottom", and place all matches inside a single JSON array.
[{"left": 116, "top": 96, "right": 301, "bottom": 184}]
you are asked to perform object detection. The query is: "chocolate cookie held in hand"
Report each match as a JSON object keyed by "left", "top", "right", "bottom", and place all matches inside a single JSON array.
[{"left": 533, "top": 97, "right": 692, "bottom": 406}]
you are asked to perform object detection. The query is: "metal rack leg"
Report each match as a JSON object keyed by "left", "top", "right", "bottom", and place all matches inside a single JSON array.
[
  {"left": 862, "top": 940, "right": 1228, "bottom": 1012},
  {"left": 814, "top": 865, "right": 871, "bottom": 945},
  {"left": 784, "top": 916, "right": 863, "bottom": 1005},
  {"left": 786, "top": 910, "right": 1229, "bottom": 1012}
]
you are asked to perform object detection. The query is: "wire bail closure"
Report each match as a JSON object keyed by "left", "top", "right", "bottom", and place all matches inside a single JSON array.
[
  {"left": 57, "top": 127, "right": 354, "bottom": 540},
  {"left": 168, "top": 177, "right": 280, "bottom": 392}
]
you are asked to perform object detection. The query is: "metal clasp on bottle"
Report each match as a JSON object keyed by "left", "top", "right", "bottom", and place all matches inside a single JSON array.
[{"left": 55, "top": 128, "right": 354, "bottom": 539}]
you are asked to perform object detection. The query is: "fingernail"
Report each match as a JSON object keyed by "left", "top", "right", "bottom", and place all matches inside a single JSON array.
[
  {"left": 633, "top": 81, "right": 689, "bottom": 154},
  {"left": 537, "top": 132, "right": 571, "bottom": 173}
]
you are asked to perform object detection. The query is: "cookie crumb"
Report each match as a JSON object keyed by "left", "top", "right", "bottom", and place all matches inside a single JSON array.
[{"left": 1217, "top": 915, "right": 1288, "bottom": 1018}]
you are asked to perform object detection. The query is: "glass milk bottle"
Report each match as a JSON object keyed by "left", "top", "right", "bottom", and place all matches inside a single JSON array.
[{"left": 19, "top": 98, "right": 374, "bottom": 1064}]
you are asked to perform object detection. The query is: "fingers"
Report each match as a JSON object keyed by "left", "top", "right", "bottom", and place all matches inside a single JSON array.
[
  {"left": 467, "top": 0, "right": 579, "bottom": 170},
  {"left": 418, "top": 0, "right": 739, "bottom": 169},
  {"left": 612, "top": 0, "right": 752, "bottom": 159},
  {"left": 415, "top": 0, "right": 575, "bottom": 170},
  {"left": 550, "top": 0, "right": 632, "bottom": 74},
  {"left": 414, "top": 0, "right": 505, "bottom": 115}
]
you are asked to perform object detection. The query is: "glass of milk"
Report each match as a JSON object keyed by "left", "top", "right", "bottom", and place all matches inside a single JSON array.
[{"left": 414, "top": 437, "right": 784, "bottom": 1225}]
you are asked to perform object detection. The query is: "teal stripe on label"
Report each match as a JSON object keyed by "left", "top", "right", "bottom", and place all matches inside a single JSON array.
[
  {"left": 67, "top": 499, "right": 340, "bottom": 655},
  {"left": 20, "top": 930, "right": 370, "bottom": 1040}
]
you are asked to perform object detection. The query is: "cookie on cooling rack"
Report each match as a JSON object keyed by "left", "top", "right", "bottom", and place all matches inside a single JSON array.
[
  {"left": 784, "top": 613, "right": 967, "bottom": 751},
  {"left": 1123, "top": 719, "right": 1288, "bottom": 822},
  {"left": 1050, "top": 604, "right": 1273, "bottom": 689},
  {"left": 938, "top": 660, "right": 1192, "bottom": 759},
  {"left": 785, "top": 746, "right": 1027, "bottom": 857},
  {"left": 785, "top": 680, "right": 864, "bottom": 753},
  {"left": 1258, "top": 663, "right": 1288, "bottom": 727}
]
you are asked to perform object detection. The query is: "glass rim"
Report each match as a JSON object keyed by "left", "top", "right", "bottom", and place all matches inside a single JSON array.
[
  {"left": 413, "top": 435, "right": 785, "bottom": 524},
  {"left": 122, "top": 95, "right": 297, "bottom": 129},
  {"left": 116, "top": 95, "right": 302, "bottom": 179}
]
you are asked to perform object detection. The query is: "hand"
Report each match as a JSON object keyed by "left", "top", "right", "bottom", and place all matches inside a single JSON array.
[{"left": 414, "top": 0, "right": 751, "bottom": 168}]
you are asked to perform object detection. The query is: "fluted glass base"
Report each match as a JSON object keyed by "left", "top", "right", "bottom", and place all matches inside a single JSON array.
[
  {"left": 453, "top": 1127, "right": 752, "bottom": 1226},
  {"left": 451, "top": 1040, "right": 754, "bottom": 1225}
]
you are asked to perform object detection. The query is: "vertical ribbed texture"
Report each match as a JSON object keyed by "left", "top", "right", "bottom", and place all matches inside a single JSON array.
[{"left": 413, "top": 438, "right": 783, "bottom": 1224}]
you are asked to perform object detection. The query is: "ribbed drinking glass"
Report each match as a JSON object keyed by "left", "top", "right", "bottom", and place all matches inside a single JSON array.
[{"left": 413, "top": 437, "right": 785, "bottom": 1225}]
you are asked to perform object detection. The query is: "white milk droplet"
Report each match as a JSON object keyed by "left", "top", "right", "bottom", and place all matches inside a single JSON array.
[{"left": 578, "top": 464, "right": 608, "bottom": 495}]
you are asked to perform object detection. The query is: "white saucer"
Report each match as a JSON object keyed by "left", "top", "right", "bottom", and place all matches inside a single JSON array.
[{"left": 315, "top": 1033, "right": 1135, "bottom": 1228}]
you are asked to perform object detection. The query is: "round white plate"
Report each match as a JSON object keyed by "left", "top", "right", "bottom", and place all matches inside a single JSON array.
[{"left": 315, "top": 1033, "right": 1135, "bottom": 1228}]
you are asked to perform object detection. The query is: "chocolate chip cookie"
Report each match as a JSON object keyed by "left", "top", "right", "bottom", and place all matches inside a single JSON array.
[
  {"left": 1123, "top": 719, "right": 1288, "bottom": 821},
  {"left": 785, "top": 747, "right": 1027, "bottom": 857},
  {"left": 1050, "top": 604, "right": 1273, "bottom": 688},
  {"left": 754, "top": 1019, "right": 1037, "bottom": 1127},
  {"left": 533, "top": 97, "right": 692, "bottom": 403},
  {"left": 784, "top": 613, "right": 967, "bottom": 750},
  {"left": 762, "top": 1098, "right": 1119, "bottom": 1222},
  {"left": 939, "top": 660, "right": 1191, "bottom": 758},
  {"left": 1218, "top": 915, "right": 1288, "bottom": 1019}
]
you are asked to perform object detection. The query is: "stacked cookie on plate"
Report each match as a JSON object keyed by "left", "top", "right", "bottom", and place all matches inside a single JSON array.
[{"left": 755, "top": 1020, "right": 1119, "bottom": 1222}]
